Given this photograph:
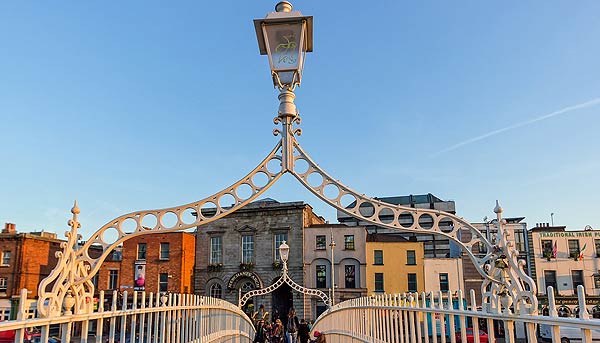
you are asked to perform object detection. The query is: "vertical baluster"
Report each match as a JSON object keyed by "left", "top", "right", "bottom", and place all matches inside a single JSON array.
[
  {"left": 438, "top": 291, "right": 446, "bottom": 343},
  {"left": 96, "top": 291, "right": 105, "bottom": 343},
  {"left": 470, "top": 290, "right": 480, "bottom": 343},
  {"left": 158, "top": 294, "right": 166, "bottom": 343},
  {"left": 120, "top": 291, "right": 128, "bottom": 343},
  {"left": 385, "top": 294, "right": 391, "bottom": 342},
  {"left": 483, "top": 294, "right": 495, "bottom": 343},
  {"left": 130, "top": 291, "right": 138, "bottom": 343},
  {"left": 415, "top": 293, "right": 422, "bottom": 343},
  {"left": 577, "top": 285, "right": 592, "bottom": 343},
  {"left": 430, "top": 292, "right": 438, "bottom": 343},
  {"left": 146, "top": 293, "right": 154, "bottom": 343},
  {"left": 456, "top": 290, "right": 466, "bottom": 343},
  {"left": 139, "top": 291, "right": 146, "bottom": 343},
  {"left": 394, "top": 294, "right": 401, "bottom": 343},
  {"left": 447, "top": 291, "right": 456, "bottom": 343},
  {"left": 408, "top": 294, "right": 416, "bottom": 343},
  {"left": 421, "top": 292, "right": 430, "bottom": 343}
]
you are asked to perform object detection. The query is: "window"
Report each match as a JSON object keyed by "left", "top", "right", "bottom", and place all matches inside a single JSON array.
[
  {"left": 159, "top": 273, "right": 169, "bottom": 293},
  {"left": 242, "top": 235, "right": 254, "bottom": 263},
  {"left": 210, "top": 237, "right": 223, "bottom": 264},
  {"left": 568, "top": 240, "right": 580, "bottom": 258},
  {"left": 112, "top": 250, "right": 122, "bottom": 261},
  {"left": 210, "top": 283, "right": 222, "bottom": 299},
  {"left": 344, "top": 235, "right": 355, "bottom": 250},
  {"left": 407, "top": 273, "right": 417, "bottom": 292},
  {"left": 374, "top": 273, "right": 384, "bottom": 292},
  {"left": 595, "top": 273, "right": 600, "bottom": 289},
  {"left": 316, "top": 235, "right": 326, "bottom": 250},
  {"left": 596, "top": 240, "right": 600, "bottom": 257},
  {"left": 407, "top": 250, "right": 416, "bottom": 265},
  {"left": 1, "top": 251, "right": 10, "bottom": 266},
  {"left": 514, "top": 231, "right": 526, "bottom": 253},
  {"left": 542, "top": 240, "right": 554, "bottom": 258},
  {"left": 108, "top": 270, "right": 119, "bottom": 290},
  {"left": 345, "top": 265, "right": 356, "bottom": 288},
  {"left": 137, "top": 243, "right": 147, "bottom": 260},
  {"left": 439, "top": 273, "right": 449, "bottom": 292},
  {"left": 544, "top": 270, "right": 557, "bottom": 292},
  {"left": 159, "top": 243, "right": 170, "bottom": 260},
  {"left": 316, "top": 265, "right": 327, "bottom": 288},
  {"left": 0, "top": 308, "right": 9, "bottom": 321},
  {"left": 0, "top": 277, "right": 7, "bottom": 292},
  {"left": 274, "top": 233, "right": 288, "bottom": 261},
  {"left": 374, "top": 250, "right": 383, "bottom": 265},
  {"left": 91, "top": 274, "right": 98, "bottom": 288},
  {"left": 572, "top": 270, "right": 584, "bottom": 293}
]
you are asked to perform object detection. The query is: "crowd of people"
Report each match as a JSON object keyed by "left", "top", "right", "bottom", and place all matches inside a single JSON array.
[{"left": 252, "top": 306, "right": 325, "bottom": 343}]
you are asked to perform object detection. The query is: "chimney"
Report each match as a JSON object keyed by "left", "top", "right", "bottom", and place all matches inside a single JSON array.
[{"left": 3, "top": 223, "right": 16, "bottom": 234}]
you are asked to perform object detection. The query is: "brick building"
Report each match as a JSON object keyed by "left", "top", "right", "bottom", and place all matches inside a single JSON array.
[
  {"left": 96, "top": 232, "right": 196, "bottom": 303},
  {"left": 0, "top": 223, "right": 63, "bottom": 319}
]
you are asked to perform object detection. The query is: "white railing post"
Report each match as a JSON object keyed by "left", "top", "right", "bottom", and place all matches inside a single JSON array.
[
  {"left": 470, "top": 290, "right": 481, "bottom": 343},
  {"left": 548, "top": 286, "right": 560, "bottom": 343}
]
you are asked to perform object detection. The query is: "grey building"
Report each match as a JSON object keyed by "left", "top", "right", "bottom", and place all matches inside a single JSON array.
[
  {"left": 337, "top": 193, "right": 460, "bottom": 258},
  {"left": 194, "top": 199, "right": 325, "bottom": 321},
  {"left": 303, "top": 224, "right": 367, "bottom": 318}
]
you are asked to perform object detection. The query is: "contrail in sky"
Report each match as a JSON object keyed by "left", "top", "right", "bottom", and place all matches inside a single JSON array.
[{"left": 432, "top": 97, "right": 600, "bottom": 156}]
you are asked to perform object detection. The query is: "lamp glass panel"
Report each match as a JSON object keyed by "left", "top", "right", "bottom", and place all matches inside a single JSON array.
[{"left": 265, "top": 23, "right": 303, "bottom": 72}]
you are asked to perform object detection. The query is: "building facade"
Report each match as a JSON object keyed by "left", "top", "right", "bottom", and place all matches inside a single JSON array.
[
  {"left": 365, "top": 233, "right": 425, "bottom": 295},
  {"left": 303, "top": 224, "right": 367, "bottom": 318},
  {"left": 194, "top": 199, "right": 325, "bottom": 321},
  {"left": 338, "top": 194, "right": 460, "bottom": 258},
  {"left": 423, "top": 257, "right": 464, "bottom": 294},
  {"left": 96, "top": 232, "right": 196, "bottom": 306},
  {"left": 0, "top": 223, "right": 63, "bottom": 319},
  {"left": 530, "top": 224, "right": 600, "bottom": 309}
]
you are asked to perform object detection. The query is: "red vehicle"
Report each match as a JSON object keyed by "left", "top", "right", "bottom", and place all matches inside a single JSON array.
[
  {"left": 0, "top": 329, "right": 34, "bottom": 343},
  {"left": 455, "top": 328, "right": 494, "bottom": 343}
]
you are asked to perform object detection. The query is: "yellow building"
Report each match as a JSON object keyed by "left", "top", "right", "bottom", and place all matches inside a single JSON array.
[{"left": 366, "top": 233, "right": 425, "bottom": 295}]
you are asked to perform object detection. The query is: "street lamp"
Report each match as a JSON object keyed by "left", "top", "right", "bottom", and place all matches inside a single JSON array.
[
  {"left": 279, "top": 240, "right": 290, "bottom": 270},
  {"left": 329, "top": 230, "right": 336, "bottom": 306},
  {"left": 254, "top": 1, "right": 313, "bottom": 90},
  {"left": 254, "top": 2, "right": 314, "bottom": 173}
]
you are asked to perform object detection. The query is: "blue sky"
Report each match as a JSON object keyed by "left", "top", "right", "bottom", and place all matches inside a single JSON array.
[{"left": 1, "top": 1, "right": 600, "bottom": 239}]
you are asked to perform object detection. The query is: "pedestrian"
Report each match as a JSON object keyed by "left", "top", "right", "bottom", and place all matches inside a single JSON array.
[
  {"left": 298, "top": 319, "right": 310, "bottom": 343},
  {"left": 253, "top": 320, "right": 267, "bottom": 343},
  {"left": 271, "top": 319, "right": 284, "bottom": 343},
  {"left": 312, "top": 331, "right": 326, "bottom": 343},
  {"left": 286, "top": 308, "right": 300, "bottom": 343}
]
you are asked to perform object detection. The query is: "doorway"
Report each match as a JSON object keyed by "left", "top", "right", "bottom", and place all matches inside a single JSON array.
[{"left": 271, "top": 283, "right": 293, "bottom": 326}]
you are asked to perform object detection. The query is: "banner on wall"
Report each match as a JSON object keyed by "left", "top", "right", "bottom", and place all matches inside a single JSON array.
[{"left": 134, "top": 260, "right": 146, "bottom": 291}]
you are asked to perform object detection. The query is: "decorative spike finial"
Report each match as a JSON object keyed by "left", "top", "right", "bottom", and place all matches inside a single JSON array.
[
  {"left": 494, "top": 200, "right": 503, "bottom": 214},
  {"left": 72, "top": 200, "right": 80, "bottom": 215}
]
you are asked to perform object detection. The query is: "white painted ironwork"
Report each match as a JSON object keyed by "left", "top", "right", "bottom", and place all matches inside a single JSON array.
[
  {"left": 36, "top": 0, "right": 537, "bottom": 323},
  {"left": 239, "top": 241, "right": 330, "bottom": 308},
  {"left": 312, "top": 285, "right": 600, "bottom": 343},
  {"left": 1, "top": 288, "right": 254, "bottom": 343}
]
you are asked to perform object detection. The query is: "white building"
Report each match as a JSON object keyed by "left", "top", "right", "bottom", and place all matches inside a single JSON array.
[
  {"left": 423, "top": 258, "right": 464, "bottom": 294},
  {"left": 531, "top": 224, "right": 600, "bottom": 298}
]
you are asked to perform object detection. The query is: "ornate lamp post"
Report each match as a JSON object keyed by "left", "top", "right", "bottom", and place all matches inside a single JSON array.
[
  {"left": 329, "top": 230, "right": 336, "bottom": 306},
  {"left": 254, "top": 2, "right": 313, "bottom": 173},
  {"left": 279, "top": 240, "right": 290, "bottom": 270}
]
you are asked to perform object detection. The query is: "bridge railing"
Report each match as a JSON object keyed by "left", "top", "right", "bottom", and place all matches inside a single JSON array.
[
  {"left": 0, "top": 289, "right": 254, "bottom": 343},
  {"left": 312, "top": 285, "right": 600, "bottom": 343}
]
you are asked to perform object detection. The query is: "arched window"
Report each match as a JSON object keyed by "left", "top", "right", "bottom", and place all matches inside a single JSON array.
[
  {"left": 241, "top": 281, "right": 255, "bottom": 294},
  {"left": 210, "top": 283, "right": 222, "bottom": 299}
]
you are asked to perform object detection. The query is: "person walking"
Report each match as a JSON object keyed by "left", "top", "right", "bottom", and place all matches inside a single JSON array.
[
  {"left": 271, "top": 319, "right": 284, "bottom": 343},
  {"left": 286, "top": 308, "right": 300, "bottom": 343},
  {"left": 253, "top": 320, "right": 267, "bottom": 343},
  {"left": 312, "top": 331, "right": 326, "bottom": 343},
  {"left": 297, "top": 319, "right": 310, "bottom": 343}
]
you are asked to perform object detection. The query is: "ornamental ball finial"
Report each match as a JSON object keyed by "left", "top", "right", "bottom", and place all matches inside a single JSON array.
[
  {"left": 494, "top": 200, "right": 503, "bottom": 214},
  {"left": 71, "top": 200, "right": 80, "bottom": 215},
  {"left": 275, "top": 1, "right": 293, "bottom": 12}
]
